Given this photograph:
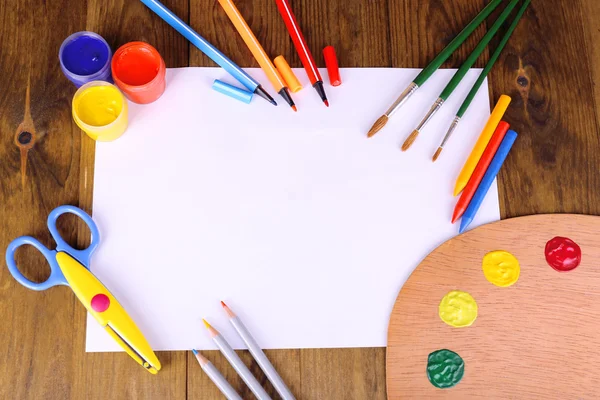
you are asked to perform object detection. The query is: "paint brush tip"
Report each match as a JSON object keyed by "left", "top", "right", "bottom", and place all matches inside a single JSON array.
[
  {"left": 432, "top": 147, "right": 443, "bottom": 162},
  {"left": 401, "top": 130, "right": 420, "bottom": 151},
  {"left": 367, "top": 115, "right": 388, "bottom": 138}
]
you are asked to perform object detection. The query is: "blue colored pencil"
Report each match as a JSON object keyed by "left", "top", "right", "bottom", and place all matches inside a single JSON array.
[
  {"left": 459, "top": 130, "right": 518, "bottom": 233},
  {"left": 139, "top": 0, "right": 276, "bottom": 106}
]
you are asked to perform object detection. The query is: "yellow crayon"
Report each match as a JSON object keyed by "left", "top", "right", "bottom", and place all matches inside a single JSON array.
[
  {"left": 453, "top": 95, "right": 512, "bottom": 196},
  {"left": 218, "top": 0, "right": 296, "bottom": 109}
]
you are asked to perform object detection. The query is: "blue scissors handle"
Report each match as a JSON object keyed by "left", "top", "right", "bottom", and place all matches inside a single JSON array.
[
  {"left": 5, "top": 205, "right": 100, "bottom": 291},
  {"left": 47, "top": 205, "right": 100, "bottom": 267},
  {"left": 5, "top": 236, "right": 67, "bottom": 290}
]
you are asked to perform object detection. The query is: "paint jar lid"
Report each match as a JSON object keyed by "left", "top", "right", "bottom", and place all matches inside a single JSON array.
[
  {"left": 212, "top": 80, "right": 253, "bottom": 104},
  {"left": 59, "top": 31, "right": 112, "bottom": 87}
]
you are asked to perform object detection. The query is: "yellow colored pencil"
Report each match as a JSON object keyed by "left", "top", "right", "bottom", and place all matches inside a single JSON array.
[
  {"left": 453, "top": 95, "right": 512, "bottom": 196},
  {"left": 218, "top": 0, "right": 296, "bottom": 111}
]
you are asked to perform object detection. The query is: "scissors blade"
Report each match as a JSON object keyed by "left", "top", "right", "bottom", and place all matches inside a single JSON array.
[
  {"left": 104, "top": 324, "right": 161, "bottom": 374},
  {"left": 55, "top": 252, "right": 161, "bottom": 374}
]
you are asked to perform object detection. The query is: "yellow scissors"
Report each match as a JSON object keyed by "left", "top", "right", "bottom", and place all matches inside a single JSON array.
[{"left": 5, "top": 205, "right": 161, "bottom": 374}]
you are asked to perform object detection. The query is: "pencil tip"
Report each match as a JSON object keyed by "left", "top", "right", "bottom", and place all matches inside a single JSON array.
[
  {"left": 323, "top": 99, "right": 329, "bottom": 107},
  {"left": 221, "top": 301, "right": 227, "bottom": 308},
  {"left": 202, "top": 319, "right": 211, "bottom": 329},
  {"left": 401, "top": 130, "right": 419, "bottom": 151},
  {"left": 432, "top": 147, "right": 442, "bottom": 162},
  {"left": 291, "top": 105, "right": 297, "bottom": 112},
  {"left": 192, "top": 349, "right": 198, "bottom": 355},
  {"left": 367, "top": 115, "right": 388, "bottom": 138}
]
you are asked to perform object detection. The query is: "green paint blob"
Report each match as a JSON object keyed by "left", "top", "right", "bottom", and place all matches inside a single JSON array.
[{"left": 426, "top": 349, "right": 465, "bottom": 389}]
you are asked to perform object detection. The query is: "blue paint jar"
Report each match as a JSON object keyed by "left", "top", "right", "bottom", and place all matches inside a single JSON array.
[{"left": 59, "top": 31, "right": 112, "bottom": 87}]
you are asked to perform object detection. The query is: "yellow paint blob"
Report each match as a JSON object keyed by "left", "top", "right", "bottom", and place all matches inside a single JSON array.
[
  {"left": 482, "top": 250, "right": 520, "bottom": 287},
  {"left": 72, "top": 81, "right": 128, "bottom": 141},
  {"left": 438, "top": 290, "right": 478, "bottom": 328}
]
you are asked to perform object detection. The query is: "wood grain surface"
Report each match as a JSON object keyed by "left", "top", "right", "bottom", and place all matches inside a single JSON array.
[
  {"left": 387, "top": 214, "right": 600, "bottom": 398},
  {"left": 0, "top": 0, "right": 598, "bottom": 398}
]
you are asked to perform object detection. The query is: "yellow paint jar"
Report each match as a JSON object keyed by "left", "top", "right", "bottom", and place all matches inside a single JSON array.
[{"left": 72, "top": 81, "right": 128, "bottom": 141}]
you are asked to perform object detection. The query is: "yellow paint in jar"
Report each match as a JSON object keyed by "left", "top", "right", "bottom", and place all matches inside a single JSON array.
[
  {"left": 72, "top": 81, "right": 128, "bottom": 141},
  {"left": 482, "top": 250, "right": 520, "bottom": 287},
  {"left": 439, "top": 290, "right": 478, "bottom": 328}
]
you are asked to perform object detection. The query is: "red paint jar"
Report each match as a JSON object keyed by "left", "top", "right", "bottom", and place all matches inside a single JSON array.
[{"left": 111, "top": 42, "right": 166, "bottom": 104}]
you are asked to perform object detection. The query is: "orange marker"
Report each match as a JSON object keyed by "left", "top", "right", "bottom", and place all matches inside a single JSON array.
[
  {"left": 274, "top": 55, "right": 302, "bottom": 93},
  {"left": 452, "top": 121, "right": 510, "bottom": 223},
  {"left": 218, "top": 0, "right": 296, "bottom": 111}
]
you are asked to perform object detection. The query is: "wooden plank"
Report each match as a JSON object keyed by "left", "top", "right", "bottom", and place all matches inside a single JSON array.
[
  {"left": 77, "top": 0, "right": 190, "bottom": 399},
  {"left": 187, "top": 0, "right": 392, "bottom": 399},
  {"left": 487, "top": 0, "right": 600, "bottom": 218},
  {"left": 581, "top": 0, "right": 600, "bottom": 133},
  {"left": 0, "top": 0, "right": 89, "bottom": 398}
]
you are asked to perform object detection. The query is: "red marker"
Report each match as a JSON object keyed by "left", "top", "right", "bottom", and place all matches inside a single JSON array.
[
  {"left": 452, "top": 121, "right": 510, "bottom": 223},
  {"left": 323, "top": 46, "right": 341, "bottom": 87},
  {"left": 275, "top": 0, "right": 329, "bottom": 106}
]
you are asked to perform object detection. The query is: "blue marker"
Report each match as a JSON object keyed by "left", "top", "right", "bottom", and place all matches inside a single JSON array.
[
  {"left": 139, "top": 0, "right": 276, "bottom": 106},
  {"left": 459, "top": 130, "right": 518, "bottom": 233}
]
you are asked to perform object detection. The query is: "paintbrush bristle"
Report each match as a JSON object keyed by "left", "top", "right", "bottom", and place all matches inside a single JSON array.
[
  {"left": 401, "top": 130, "right": 420, "bottom": 151},
  {"left": 432, "top": 147, "right": 443, "bottom": 162},
  {"left": 367, "top": 115, "right": 388, "bottom": 138}
]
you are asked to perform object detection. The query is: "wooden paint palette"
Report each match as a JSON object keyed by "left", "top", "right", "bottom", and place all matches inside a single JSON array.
[{"left": 386, "top": 214, "right": 600, "bottom": 399}]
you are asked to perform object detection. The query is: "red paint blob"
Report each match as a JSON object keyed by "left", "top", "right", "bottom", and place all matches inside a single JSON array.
[
  {"left": 91, "top": 293, "right": 110, "bottom": 312},
  {"left": 544, "top": 236, "right": 582, "bottom": 272},
  {"left": 111, "top": 42, "right": 166, "bottom": 104}
]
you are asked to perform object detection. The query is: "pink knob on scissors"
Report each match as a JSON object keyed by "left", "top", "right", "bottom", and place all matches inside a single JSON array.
[{"left": 91, "top": 293, "right": 110, "bottom": 312}]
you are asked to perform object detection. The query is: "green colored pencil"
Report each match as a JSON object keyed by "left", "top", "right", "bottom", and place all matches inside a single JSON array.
[
  {"left": 401, "top": 0, "right": 520, "bottom": 152},
  {"left": 366, "top": 0, "right": 503, "bottom": 138},
  {"left": 433, "top": 0, "right": 531, "bottom": 161}
]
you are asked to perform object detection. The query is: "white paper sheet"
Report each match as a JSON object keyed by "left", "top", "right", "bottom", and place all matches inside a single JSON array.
[{"left": 87, "top": 67, "right": 500, "bottom": 351}]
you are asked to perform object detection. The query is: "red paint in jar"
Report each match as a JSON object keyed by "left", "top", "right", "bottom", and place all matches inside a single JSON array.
[
  {"left": 111, "top": 42, "right": 166, "bottom": 104},
  {"left": 544, "top": 236, "right": 582, "bottom": 272}
]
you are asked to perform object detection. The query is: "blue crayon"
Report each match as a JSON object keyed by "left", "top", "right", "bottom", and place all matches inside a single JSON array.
[
  {"left": 139, "top": 0, "right": 276, "bottom": 106},
  {"left": 459, "top": 129, "right": 518, "bottom": 233}
]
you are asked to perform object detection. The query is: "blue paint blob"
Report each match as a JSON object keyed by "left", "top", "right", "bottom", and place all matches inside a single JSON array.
[{"left": 62, "top": 35, "right": 109, "bottom": 75}]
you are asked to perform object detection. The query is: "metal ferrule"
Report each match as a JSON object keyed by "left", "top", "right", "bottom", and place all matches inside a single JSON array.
[
  {"left": 415, "top": 97, "right": 444, "bottom": 132},
  {"left": 385, "top": 82, "right": 419, "bottom": 117},
  {"left": 440, "top": 116, "right": 462, "bottom": 148}
]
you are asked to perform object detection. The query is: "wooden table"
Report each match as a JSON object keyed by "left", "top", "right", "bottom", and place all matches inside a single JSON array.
[{"left": 1, "top": 0, "right": 599, "bottom": 399}]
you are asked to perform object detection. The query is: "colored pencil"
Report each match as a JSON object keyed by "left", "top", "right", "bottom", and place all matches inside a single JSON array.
[
  {"left": 203, "top": 319, "right": 273, "bottom": 400},
  {"left": 452, "top": 121, "right": 510, "bottom": 223},
  {"left": 459, "top": 129, "right": 518, "bottom": 233},
  {"left": 191, "top": 349, "right": 243, "bottom": 400},
  {"left": 401, "top": 0, "right": 520, "bottom": 151},
  {"left": 454, "top": 95, "right": 512, "bottom": 196},
  {"left": 218, "top": 0, "right": 297, "bottom": 111},
  {"left": 222, "top": 302, "right": 296, "bottom": 400},
  {"left": 139, "top": 0, "right": 277, "bottom": 106},
  {"left": 366, "top": 0, "right": 503, "bottom": 137},
  {"left": 434, "top": 0, "right": 531, "bottom": 161},
  {"left": 275, "top": 0, "right": 329, "bottom": 107}
]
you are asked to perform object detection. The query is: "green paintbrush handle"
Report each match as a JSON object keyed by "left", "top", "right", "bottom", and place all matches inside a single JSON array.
[
  {"left": 439, "top": 0, "right": 520, "bottom": 100},
  {"left": 456, "top": 0, "right": 531, "bottom": 118},
  {"left": 412, "top": 0, "right": 503, "bottom": 87}
]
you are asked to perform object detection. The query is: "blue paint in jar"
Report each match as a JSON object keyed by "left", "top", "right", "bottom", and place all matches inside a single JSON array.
[{"left": 59, "top": 31, "right": 112, "bottom": 87}]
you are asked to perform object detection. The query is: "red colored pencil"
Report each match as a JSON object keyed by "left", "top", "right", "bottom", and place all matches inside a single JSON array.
[
  {"left": 275, "top": 0, "right": 329, "bottom": 107},
  {"left": 452, "top": 121, "right": 510, "bottom": 223}
]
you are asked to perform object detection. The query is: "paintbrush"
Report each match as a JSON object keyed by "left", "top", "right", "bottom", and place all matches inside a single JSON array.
[
  {"left": 433, "top": 0, "right": 531, "bottom": 161},
  {"left": 401, "top": 0, "right": 520, "bottom": 152},
  {"left": 366, "top": 0, "right": 503, "bottom": 138}
]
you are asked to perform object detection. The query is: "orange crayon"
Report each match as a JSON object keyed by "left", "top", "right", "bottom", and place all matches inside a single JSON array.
[
  {"left": 452, "top": 121, "right": 510, "bottom": 223},
  {"left": 218, "top": 0, "right": 296, "bottom": 111}
]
